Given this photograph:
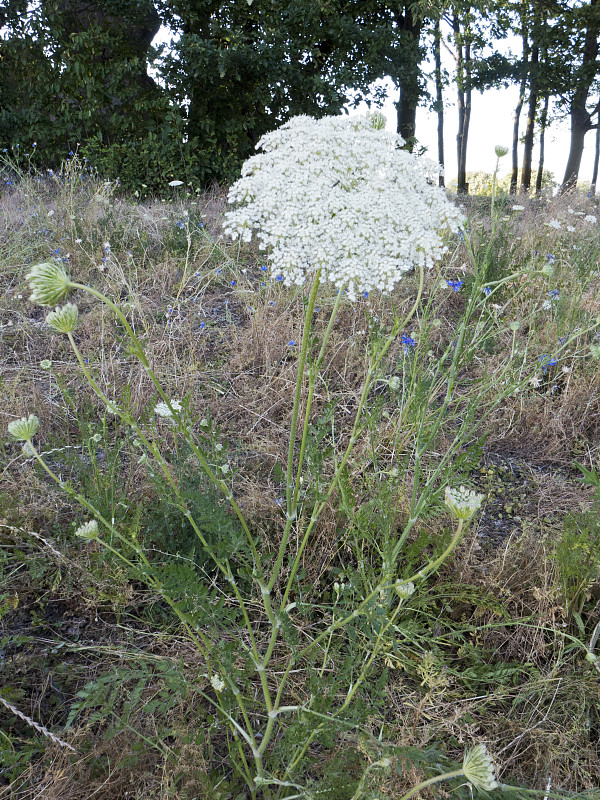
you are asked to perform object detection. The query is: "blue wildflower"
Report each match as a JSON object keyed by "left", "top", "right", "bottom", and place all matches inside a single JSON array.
[
  {"left": 446, "top": 279, "right": 463, "bottom": 292},
  {"left": 177, "top": 220, "right": 185, "bottom": 229},
  {"left": 482, "top": 286, "right": 492, "bottom": 296},
  {"left": 289, "top": 340, "right": 296, "bottom": 346},
  {"left": 548, "top": 289, "right": 559, "bottom": 298},
  {"left": 539, "top": 355, "right": 557, "bottom": 374},
  {"left": 276, "top": 275, "right": 283, "bottom": 282},
  {"left": 260, "top": 265, "right": 267, "bottom": 272},
  {"left": 401, "top": 334, "right": 416, "bottom": 352}
]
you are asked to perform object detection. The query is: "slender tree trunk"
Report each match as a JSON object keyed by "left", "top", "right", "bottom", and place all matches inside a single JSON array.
[
  {"left": 434, "top": 18, "right": 445, "bottom": 187},
  {"left": 535, "top": 94, "right": 549, "bottom": 195},
  {"left": 520, "top": 45, "right": 539, "bottom": 194},
  {"left": 591, "top": 117, "right": 600, "bottom": 194},
  {"left": 454, "top": 12, "right": 471, "bottom": 194},
  {"left": 511, "top": 28, "right": 530, "bottom": 194}
]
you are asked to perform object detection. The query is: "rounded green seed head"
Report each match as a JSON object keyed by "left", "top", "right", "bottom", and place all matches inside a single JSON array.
[
  {"left": 26, "top": 262, "right": 72, "bottom": 306},
  {"left": 462, "top": 744, "right": 499, "bottom": 791},
  {"left": 46, "top": 303, "right": 79, "bottom": 333},
  {"left": 494, "top": 145, "right": 509, "bottom": 158},
  {"left": 8, "top": 413, "right": 40, "bottom": 441}
]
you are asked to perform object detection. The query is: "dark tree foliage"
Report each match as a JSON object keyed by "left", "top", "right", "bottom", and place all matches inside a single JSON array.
[{"left": 0, "top": 0, "right": 404, "bottom": 190}]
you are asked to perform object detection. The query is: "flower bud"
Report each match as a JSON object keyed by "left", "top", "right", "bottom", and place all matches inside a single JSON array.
[
  {"left": 394, "top": 580, "right": 415, "bottom": 599},
  {"left": 462, "top": 744, "right": 499, "bottom": 791},
  {"left": 26, "top": 262, "right": 72, "bottom": 306},
  {"left": 368, "top": 110, "right": 387, "bottom": 130},
  {"left": 494, "top": 145, "right": 509, "bottom": 158},
  {"left": 8, "top": 414, "right": 40, "bottom": 441},
  {"left": 74, "top": 520, "right": 99, "bottom": 540},
  {"left": 444, "top": 486, "right": 484, "bottom": 521},
  {"left": 40, "top": 359, "right": 52, "bottom": 370},
  {"left": 46, "top": 303, "right": 78, "bottom": 333}
]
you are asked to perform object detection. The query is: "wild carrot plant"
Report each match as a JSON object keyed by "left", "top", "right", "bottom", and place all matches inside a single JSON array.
[{"left": 8, "top": 119, "right": 600, "bottom": 798}]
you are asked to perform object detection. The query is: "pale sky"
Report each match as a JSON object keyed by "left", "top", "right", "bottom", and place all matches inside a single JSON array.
[{"left": 355, "top": 79, "right": 596, "bottom": 186}]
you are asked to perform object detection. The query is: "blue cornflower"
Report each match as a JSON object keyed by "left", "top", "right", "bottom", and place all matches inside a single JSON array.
[
  {"left": 289, "top": 340, "right": 296, "bottom": 346},
  {"left": 200, "top": 321, "right": 205, "bottom": 329},
  {"left": 549, "top": 289, "right": 559, "bottom": 298},
  {"left": 362, "top": 291, "right": 369, "bottom": 298},
  {"left": 275, "top": 275, "right": 284, "bottom": 282},
  {"left": 401, "top": 334, "right": 416, "bottom": 352},
  {"left": 539, "top": 355, "right": 557, "bottom": 374},
  {"left": 269, "top": 301, "right": 275, "bottom": 306},
  {"left": 177, "top": 220, "right": 185, "bottom": 228},
  {"left": 260, "top": 265, "right": 268, "bottom": 272},
  {"left": 482, "top": 286, "right": 492, "bottom": 296},
  {"left": 230, "top": 280, "right": 237, "bottom": 286},
  {"left": 446, "top": 279, "right": 463, "bottom": 292}
]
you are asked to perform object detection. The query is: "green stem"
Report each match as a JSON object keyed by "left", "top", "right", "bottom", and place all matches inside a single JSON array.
[
  {"left": 70, "top": 282, "right": 260, "bottom": 568},
  {"left": 397, "top": 769, "right": 465, "bottom": 800},
  {"left": 285, "top": 271, "right": 322, "bottom": 519},
  {"left": 402, "top": 519, "right": 466, "bottom": 585}
]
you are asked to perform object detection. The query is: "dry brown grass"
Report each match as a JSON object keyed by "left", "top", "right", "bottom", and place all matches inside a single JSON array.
[{"left": 2, "top": 170, "right": 600, "bottom": 797}]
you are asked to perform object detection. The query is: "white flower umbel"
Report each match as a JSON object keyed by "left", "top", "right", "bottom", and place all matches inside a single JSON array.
[
  {"left": 46, "top": 303, "right": 79, "bottom": 334},
  {"left": 8, "top": 414, "right": 40, "bottom": 441},
  {"left": 444, "top": 486, "right": 484, "bottom": 521},
  {"left": 462, "top": 744, "right": 499, "bottom": 791},
  {"left": 26, "top": 262, "right": 73, "bottom": 306},
  {"left": 224, "top": 114, "right": 464, "bottom": 302},
  {"left": 154, "top": 400, "right": 182, "bottom": 418}
]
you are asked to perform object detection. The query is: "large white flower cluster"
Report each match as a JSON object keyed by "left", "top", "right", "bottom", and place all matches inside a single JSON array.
[{"left": 223, "top": 114, "right": 464, "bottom": 301}]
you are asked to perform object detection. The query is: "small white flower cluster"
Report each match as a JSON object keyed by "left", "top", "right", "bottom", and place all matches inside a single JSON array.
[
  {"left": 224, "top": 115, "right": 464, "bottom": 302},
  {"left": 210, "top": 673, "right": 225, "bottom": 693},
  {"left": 154, "top": 400, "right": 182, "bottom": 418},
  {"left": 444, "top": 485, "right": 484, "bottom": 521}
]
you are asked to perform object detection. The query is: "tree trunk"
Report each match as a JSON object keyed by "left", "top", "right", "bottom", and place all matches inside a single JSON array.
[
  {"left": 397, "top": 88, "right": 418, "bottom": 145},
  {"left": 591, "top": 117, "right": 600, "bottom": 194},
  {"left": 535, "top": 94, "right": 549, "bottom": 195},
  {"left": 454, "top": 11, "right": 471, "bottom": 195},
  {"left": 511, "top": 28, "right": 530, "bottom": 194},
  {"left": 392, "top": 3, "right": 423, "bottom": 150},
  {"left": 520, "top": 45, "right": 539, "bottom": 194},
  {"left": 434, "top": 18, "right": 445, "bottom": 187},
  {"left": 560, "top": 0, "right": 599, "bottom": 192},
  {"left": 562, "top": 105, "right": 593, "bottom": 191}
]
